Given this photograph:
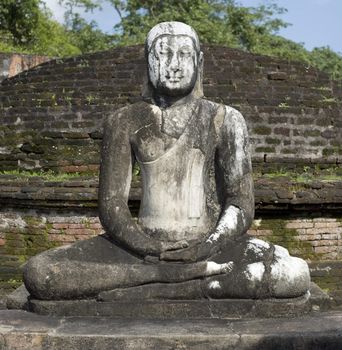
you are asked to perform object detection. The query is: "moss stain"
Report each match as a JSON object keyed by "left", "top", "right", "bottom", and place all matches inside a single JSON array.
[{"left": 253, "top": 219, "right": 321, "bottom": 260}]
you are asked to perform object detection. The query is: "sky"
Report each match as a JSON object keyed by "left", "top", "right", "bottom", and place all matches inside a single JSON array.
[{"left": 44, "top": 0, "right": 342, "bottom": 54}]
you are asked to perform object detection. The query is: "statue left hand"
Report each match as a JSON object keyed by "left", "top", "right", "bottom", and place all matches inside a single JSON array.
[{"left": 160, "top": 241, "right": 219, "bottom": 262}]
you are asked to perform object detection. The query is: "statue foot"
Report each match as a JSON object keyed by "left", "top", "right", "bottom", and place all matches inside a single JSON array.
[{"left": 98, "top": 280, "right": 203, "bottom": 301}]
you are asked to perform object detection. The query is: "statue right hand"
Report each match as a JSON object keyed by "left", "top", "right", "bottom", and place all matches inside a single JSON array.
[
  {"left": 161, "top": 240, "right": 189, "bottom": 252},
  {"left": 140, "top": 239, "right": 189, "bottom": 258}
]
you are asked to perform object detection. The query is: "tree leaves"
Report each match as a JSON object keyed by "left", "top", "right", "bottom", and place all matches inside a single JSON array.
[{"left": 0, "top": 0, "right": 341, "bottom": 79}]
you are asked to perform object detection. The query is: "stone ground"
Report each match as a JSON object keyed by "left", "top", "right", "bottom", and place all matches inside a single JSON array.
[{"left": 0, "top": 309, "right": 341, "bottom": 349}]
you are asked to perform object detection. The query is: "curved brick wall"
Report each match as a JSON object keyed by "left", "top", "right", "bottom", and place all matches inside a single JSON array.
[
  {"left": 0, "top": 45, "right": 341, "bottom": 173},
  {"left": 0, "top": 46, "right": 342, "bottom": 297},
  {"left": 0, "top": 53, "right": 50, "bottom": 82}
]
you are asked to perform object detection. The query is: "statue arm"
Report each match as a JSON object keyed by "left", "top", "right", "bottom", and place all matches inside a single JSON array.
[
  {"left": 207, "top": 106, "right": 254, "bottom": 244},
  {"left": 99, "top": 110, "right": 182, "bottom": 257},
  {"left": 160, "top": 106, "right": 254, "bottom": 263}
]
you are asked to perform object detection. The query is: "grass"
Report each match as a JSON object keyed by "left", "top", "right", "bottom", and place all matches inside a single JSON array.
[
  {"left": 254, "top": 167, "right": 341, "bottom": 183},
  {"left": 0, "top": 167, "right": 340, "bottom": 183},
  {"left": 0, "top": 169, "right": 95, "bottom": 181}
]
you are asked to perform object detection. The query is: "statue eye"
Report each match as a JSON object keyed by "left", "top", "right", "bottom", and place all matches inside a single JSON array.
[{"left": 179, "top": 51, "right": 191, "bottom": 57}]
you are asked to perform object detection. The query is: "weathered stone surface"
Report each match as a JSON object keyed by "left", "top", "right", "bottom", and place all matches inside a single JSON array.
[
  {"left": 5, "top": 284, "right": 30, "bottom": 311},
  {"left": 28, "top": 294, "right": 312, "bottom": 319},
  {"left": 6, "top": 282, "right": 330, "bottom": 318},
  {"left": 14, "top": 22, "right": 311, "bottom": 304},
  {"left": 0, "top": 309, "right": 342, "bottom": 350}
]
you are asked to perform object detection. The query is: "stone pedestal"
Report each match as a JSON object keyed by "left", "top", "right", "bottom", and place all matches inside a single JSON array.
[
  {"left": 6, "top": 282, "right": 331, "bottom": 319},
  {"left": 1, "top": 309, "right": 342, "bottom": 350},
  {"left": 29, "top": 294, "right": 312, "bottom": 319}
]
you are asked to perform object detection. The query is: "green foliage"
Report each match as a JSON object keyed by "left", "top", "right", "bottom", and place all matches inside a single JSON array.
[
  {"left": 66, "top": 15, "right": 115, "bottom": 53},
  {"left": 109, "top": 0, "right": 342, "bottom": 80},
  {"left": 0, "top": 169, "right": 87, "bottom": 181},
  {"left": 111, "top": 0, "right": 235, "bottom": 46},
  {"left": 308, "top": 46, "right": 342, "bottom": 81},
  {"left": 0, "top": 0, "right": 81, "bottom": 56},
  {"left": 110, "top": 0, "right": 288, "bottom": 49},
  {"left": 0, "top": 0, "right": 341, "bottom": 80},
  {"left": 0, "top": 0, "right": 40, "bottom": 45},
  {"left": 224, "top": 0, "right": 288, "bottom": 51},
  {"left": 59, "top": 0, "right": 115, "bottom": 53}
]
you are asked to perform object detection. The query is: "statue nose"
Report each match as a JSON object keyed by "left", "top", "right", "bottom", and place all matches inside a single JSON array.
[{"left": 169, "top": 54, "right": 180, "bottom": 71}]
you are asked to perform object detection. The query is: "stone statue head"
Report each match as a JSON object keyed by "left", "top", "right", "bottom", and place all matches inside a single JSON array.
[{"left": 145, "top": 22, "right": 203, "bottom": 98}]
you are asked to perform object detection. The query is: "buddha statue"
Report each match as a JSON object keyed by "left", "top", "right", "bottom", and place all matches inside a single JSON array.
[{"left": 23, "top": 22, "right": 310, "bottom": 301}]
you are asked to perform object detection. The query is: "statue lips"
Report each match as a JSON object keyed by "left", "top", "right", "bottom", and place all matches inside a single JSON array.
[{"left": 166, "top": 74, "right": 184, "bottom": 83}]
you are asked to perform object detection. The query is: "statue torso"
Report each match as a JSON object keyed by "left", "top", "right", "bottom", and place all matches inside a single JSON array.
[{"left": 129, "top": 99, "right": 222, "bottom": 242}]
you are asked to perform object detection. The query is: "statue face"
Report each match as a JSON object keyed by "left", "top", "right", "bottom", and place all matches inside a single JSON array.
[{"left": 148, "top": 35, "right": 198, "bottom": 96}]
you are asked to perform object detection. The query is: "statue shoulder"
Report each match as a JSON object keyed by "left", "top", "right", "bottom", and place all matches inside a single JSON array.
[
  {"left": 202, "top": 99, "right": 246, "bottom": 136},
  {"left": 104, "top": 102, "right": 149, "bottom": 128},
  {"left": 222, "top": 105, "right": 247, "bottom": 130}
]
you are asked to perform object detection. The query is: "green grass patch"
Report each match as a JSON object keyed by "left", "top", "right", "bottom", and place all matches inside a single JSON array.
[
  {"left": 254, "top": 166, "right": 341, "bottom": 183},
  {"left": 0, "top": 169, "right": 97, "bottom": 181}
]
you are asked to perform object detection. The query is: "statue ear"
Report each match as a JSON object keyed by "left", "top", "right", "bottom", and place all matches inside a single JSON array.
[
  {"left": 193, "top": 51, "right": 204, "bottom": 98},
  {"left": 199, "top": 51, "right": 204, "bottom": 66}
]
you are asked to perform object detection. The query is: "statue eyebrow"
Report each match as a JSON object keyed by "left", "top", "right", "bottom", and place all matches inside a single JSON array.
[
  {"left": 159, "top": 42, "right": 171, "bottom": 51},
  {"left": 179, "top": 45, "right": 192, "bottom": 51}
]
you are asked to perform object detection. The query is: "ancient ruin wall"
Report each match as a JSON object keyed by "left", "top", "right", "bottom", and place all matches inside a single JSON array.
[
  {"left": 0, "top": 53, "right": 50, "bottom": 82},
  {"left": 0, "top": 45, "right": 341, "bottom": 173},
  {"left": 0, "top": 46, "right": 341, "bottom": 296}
]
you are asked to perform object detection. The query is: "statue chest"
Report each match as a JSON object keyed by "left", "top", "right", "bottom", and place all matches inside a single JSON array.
[{"left": 131, "top": 103, "right": 213, "bottom": 163}]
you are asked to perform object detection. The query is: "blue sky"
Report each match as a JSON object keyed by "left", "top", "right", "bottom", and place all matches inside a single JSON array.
[{"left": 44, "top": 0, "right": 342, "bottom": 54}]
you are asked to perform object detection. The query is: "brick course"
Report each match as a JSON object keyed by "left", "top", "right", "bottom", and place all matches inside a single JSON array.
[{"left": 0, "top": 46, "right": 341, "bottom": 173}]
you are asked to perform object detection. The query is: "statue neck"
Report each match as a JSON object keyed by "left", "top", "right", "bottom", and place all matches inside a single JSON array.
[{"left": 153, "top": 90, "right": 198, "bottom": 109}]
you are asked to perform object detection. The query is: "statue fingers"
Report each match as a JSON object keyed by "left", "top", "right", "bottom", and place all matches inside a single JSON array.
[
  {"left": 160, "top": 247, "right": 195, "bottom": 262},
  {"left": 162, "top": 240, "right": 189, "bottom": 252}
]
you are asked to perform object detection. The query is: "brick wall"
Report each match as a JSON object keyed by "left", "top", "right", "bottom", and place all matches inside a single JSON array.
[
  {"left": 0, "top": 53, "right": 50, "bottom": 82},
  {"left": 0, "top": 46, "right": 341, "bottom": 298},
  {"left": 0, "top": 46, "right": 341, "bottom": 173},
  {"left": 1, "top": 206, "right": 341, "bottom": 296},
  {"left": 250, "top": 217, "right": 342, "bottom": 260}
]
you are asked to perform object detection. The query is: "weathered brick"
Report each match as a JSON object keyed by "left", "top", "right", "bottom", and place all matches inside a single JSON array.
[
  {"left": 314, "top": 222, "right": 340, "bottom": 228},
  {"left": 48, "top": 234, "right": 75, "bottom": 242},
  {"left": 65, "top": 228, "right": 96, "bottom": 236},
  {"left": 297, "top": 234, "right": 322, "bottom": 241},
  {"left": 286, "top": 222, "right": 314, "bottom": 229},
  {"left": 312, "top": 218, "right": 336, "bottom": 222},
  {"left": 74, "top": 234, "right": 96, "bottom": 241},
  {"left": 253, "top": 126, "right": 272, "bottom": 135},
  {"left": 314, "top": 246, "right": 337, "bottom": 254},
  {"left": 306, "top": 228, "right": 342, "bottom": 235},
  {"left": 311, "top": 240, "right": 338, "bottom": 247},
  {"left": 265, "top": 137, "right": 281, "bottom": 145},
  {"left": 321, "top": 233, "right": 339, "bottom": 240},
  {"left": 67, "top": 223, "right": 86, "bottom": 229},
  {"left": 253, "top": 229, "right": 273, "bottom": 235},
  {"left": 52, "top": 223, "right": 69, "bottom": 229},
  {"left": 255, "top": 146, "right": 276, "bottom": 153},
  {"left": 274, "top": 127, "right": 290, "bottom": 136}
]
